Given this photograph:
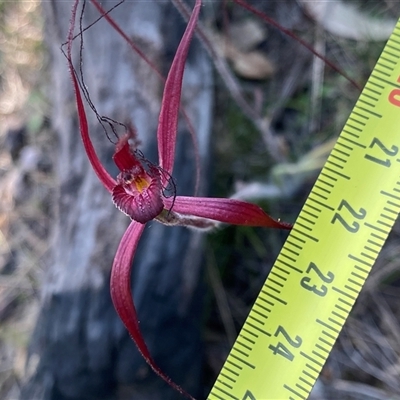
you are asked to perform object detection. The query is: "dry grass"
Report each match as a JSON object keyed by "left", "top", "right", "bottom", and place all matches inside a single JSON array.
[{"left": 0, "top": 2, "right": 50, "bottom": 398}]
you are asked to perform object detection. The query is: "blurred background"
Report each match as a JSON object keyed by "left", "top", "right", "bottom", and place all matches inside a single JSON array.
[{"left": 1, "top": 1, "right": 400, "bottom": 399}]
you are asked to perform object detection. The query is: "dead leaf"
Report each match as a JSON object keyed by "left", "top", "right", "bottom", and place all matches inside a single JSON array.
[
  {"left": 230, "top": 49, "right": 275, "bottom": 80},
  {"left": 210, "top": 28, "right": 274, "bottom": 80},
  {"left": 228, "top": 19, "right": 267, "bottom": 52},
  {"left": 299, "top": 0, "right": 396, "bottom": 41}
]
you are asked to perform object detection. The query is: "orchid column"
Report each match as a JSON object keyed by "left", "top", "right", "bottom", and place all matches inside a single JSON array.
[{"left": 23, "top": 1, "right": 213, "bottom": 399}]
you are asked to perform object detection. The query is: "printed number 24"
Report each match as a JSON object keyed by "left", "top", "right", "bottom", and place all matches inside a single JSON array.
[{"left": 268, "top": 325, "right": 302, "bottom": 362}]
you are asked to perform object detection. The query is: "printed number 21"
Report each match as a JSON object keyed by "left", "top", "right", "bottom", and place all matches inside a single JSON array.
[{"left": 364, "top": 137, "right": 398, "bottom": 168}]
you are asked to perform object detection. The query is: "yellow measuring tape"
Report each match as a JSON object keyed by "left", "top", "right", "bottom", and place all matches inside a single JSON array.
[{"left": 208, "top": 18, "right": 400, "bottom": 400}]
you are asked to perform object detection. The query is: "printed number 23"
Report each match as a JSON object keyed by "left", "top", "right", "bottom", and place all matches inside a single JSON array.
[{"left": 300, "top": 262, "right": 334, "bottom": 297}]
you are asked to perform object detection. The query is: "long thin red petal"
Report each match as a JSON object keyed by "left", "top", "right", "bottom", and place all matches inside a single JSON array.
[
  {"left": 111, "top": 221, "right": 195, "bottom": 400},
  {"left": 165, "top": 196, "right": 292, "bottom": 229},
  {"left": 67, "top": 1, "right": 116, "bottom": 193},
  {"left": 90, "top": 0, "right": 202, "bottom": 195},
  {"left": 157, "top": 0, "right": 201, "bottom": 178}
]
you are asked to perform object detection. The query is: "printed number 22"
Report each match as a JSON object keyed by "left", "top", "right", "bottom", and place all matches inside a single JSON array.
[{"left": 331, "top": 199, "right": 366, "bottom": 233}]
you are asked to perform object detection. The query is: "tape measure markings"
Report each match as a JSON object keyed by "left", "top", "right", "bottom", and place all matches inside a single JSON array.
[{"left": 208, "top": 18, "right": 400, "bottom": 400}]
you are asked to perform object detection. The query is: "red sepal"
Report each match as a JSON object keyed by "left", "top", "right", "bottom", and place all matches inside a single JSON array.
[
  {"left": 165, "top": 196, "right": 292, "bottom": 229},
  {"left": 66, "top": 0, "right": 116, "bottom": 193},
  {"left": 157, "top": 0, "right": 202, "bottom": 180},
  {"left": 111, "top": 221, "right": 195, "bottom": 400}
]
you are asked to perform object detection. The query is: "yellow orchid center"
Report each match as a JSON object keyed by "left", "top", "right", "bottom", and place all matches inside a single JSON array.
[{"left": 130, "top": 175, "right": 150, "bottom": 194}]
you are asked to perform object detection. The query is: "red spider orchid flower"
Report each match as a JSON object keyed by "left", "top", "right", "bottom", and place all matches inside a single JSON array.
[{"left": 67, "top": 0, "right": 291, "bottom": 398}]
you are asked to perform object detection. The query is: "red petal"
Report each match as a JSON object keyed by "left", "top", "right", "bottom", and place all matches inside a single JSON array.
[
  {"left": 111, "top": 221, "right": 195, "bottom": 400},
  {"left": 113, "top": 133, "right": 141, "bottom": 172},
  {"left": 67, "top": 1, "right": 116, "bottom": 193},
  {"left": 157, "top": 0, "right": 201, "bottom": 179},
  {"left": 165, "top": 196, "right": 292, "bottom": 229},
  {"left": 111, "top": 221, "right": 148, "bottom": 358}
]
